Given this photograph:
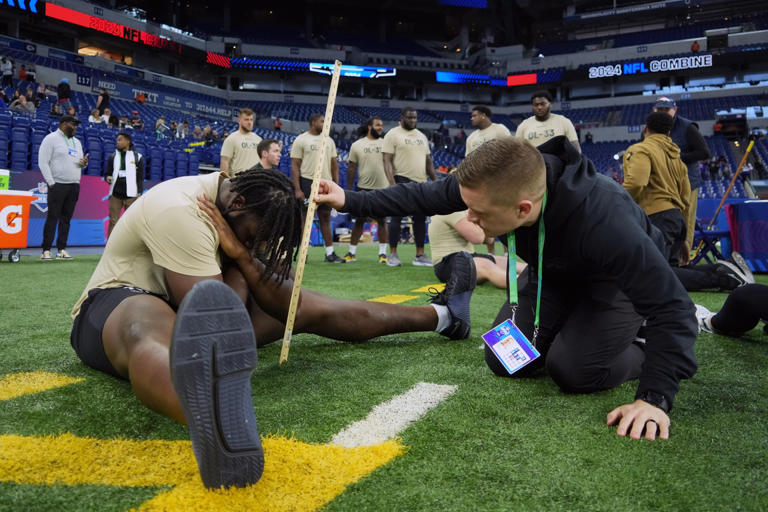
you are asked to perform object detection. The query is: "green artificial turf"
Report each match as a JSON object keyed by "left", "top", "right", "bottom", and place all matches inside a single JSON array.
[{"left": 0, "top": 245, "right": 766, "bottom": 511}]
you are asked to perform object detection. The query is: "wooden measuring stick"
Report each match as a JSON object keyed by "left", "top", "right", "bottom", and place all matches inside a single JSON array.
[{"left": 280, "top": 60, "right": 342, "bottom": 364}]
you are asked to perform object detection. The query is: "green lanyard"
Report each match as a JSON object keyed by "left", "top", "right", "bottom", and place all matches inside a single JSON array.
[
  {"left": 507, "top": 192, "right": 546, "bottom": 329},
  {"left": 60, "top": 131, "right": 76, "bottom": 150}
]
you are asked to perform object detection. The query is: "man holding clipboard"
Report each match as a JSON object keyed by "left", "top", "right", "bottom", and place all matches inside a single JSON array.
[{"left": 316, "top": 135, "right": 697, "bottom": 441}]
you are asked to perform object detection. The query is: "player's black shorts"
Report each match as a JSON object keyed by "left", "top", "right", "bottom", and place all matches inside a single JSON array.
[
  {"left": 300, "top": 177, "right": 331, "bottom": 212},
  {"left": 70, "top": 286, "right": 168, "bottom": 379},
  {"left": 434, "top": 252, "right": 496, "bottom": 282}
]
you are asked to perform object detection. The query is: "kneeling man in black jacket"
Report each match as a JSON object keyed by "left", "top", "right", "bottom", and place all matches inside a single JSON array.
[{"left": 316, "top": 135, "right": 697, "bottom": 441}]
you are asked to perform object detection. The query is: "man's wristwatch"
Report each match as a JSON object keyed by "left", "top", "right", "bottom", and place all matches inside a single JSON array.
[{"left": 637, "top": 391, "right": 670, "bottom": 413}]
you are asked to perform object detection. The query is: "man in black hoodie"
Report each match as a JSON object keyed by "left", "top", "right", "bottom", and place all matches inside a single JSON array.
[{"left": 316, "top": 136, "right": 698, "bottom": 441}]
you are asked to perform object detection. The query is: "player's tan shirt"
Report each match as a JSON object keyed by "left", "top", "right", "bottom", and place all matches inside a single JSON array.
[
  {"left": 220, "top": 130, "right": 263, "bottom": 175},
  {"left": 290, "top": 132, "right": 338, "bottom": 180},
  {"left": 382, "top": 126, "right": 431, "bottom": 183},
  {"left": 465, "top": 123, "right": 512, "bottom": 156},
  {"left": 428, "top": 210, "right": 475, "bottom": 265},
  {"left": 348, "top": 137, "right": 389, "bottom": 190},
  {"left": 72, "top": 172, "right": 223, "bottom": 318},
  {"left": 515, "top": 113, "right": 578, "bottom": 147}
]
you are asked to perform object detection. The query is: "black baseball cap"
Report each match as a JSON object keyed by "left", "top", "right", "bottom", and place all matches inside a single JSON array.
[{"left": 59, "top": 115, "right": 81, "bottom": 125}]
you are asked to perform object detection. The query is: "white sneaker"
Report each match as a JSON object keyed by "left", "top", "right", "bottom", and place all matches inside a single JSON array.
[
  {"left": 695, "top": 304, "right": 714, "bottom": 334},
  {"left": 40, "top": 250, "right": 53, "bottom": 261},
  {"left": 386, "top": 253, "right": 402, "bottom": 267},
  {"left": 56, "top": 249, "right": 73, "bottom": 260},
  {"left": 730, "top": 252, "right": 755, "bottom": 284}
]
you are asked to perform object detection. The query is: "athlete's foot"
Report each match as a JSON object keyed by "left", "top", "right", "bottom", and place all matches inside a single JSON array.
[
  {"left": 170, "top": 280, "right": 264, "bottom": 489},
  {"left": 430, "top": 251, "right": 476, "bottom": 340}
]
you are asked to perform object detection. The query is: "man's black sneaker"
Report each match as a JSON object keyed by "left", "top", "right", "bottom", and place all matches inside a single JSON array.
[
  {"left": 430, "top": 251, "right": 476, "bottom": 340},
  {"left": 170, "top": 280, "right": 264, "bottom": 489},
  {"left": 325, "top": 252, "right": 345, "bottom": 263},
  {"left": 715, "top": 260, "right": 748, "bottom": 290},
  {"left": 342, "top": 252, "right": 356, "bottom": 262}
]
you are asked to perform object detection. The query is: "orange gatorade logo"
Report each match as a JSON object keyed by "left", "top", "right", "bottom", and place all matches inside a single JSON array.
[
  {"left": 0, "top": 204, "right": 23, "bottom": 235},
  {"left": 0, "top": 193, "right": 36, "bottom": 247}
]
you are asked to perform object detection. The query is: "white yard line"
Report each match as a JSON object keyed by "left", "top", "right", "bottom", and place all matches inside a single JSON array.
[{"left": 330, "top": 382, "right": 458, "bottom": 448}]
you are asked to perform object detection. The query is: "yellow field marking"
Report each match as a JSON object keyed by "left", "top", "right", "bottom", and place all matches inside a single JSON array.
[
  {"left": 0, "top": 371, "right": 84, "bottom": 401},
  {"left": 367, "top": 294, "right": 419, "bottom": 304},
  {"left": 410, "top": 283, "right": 445, "bottom": 293},
  {"left": 0, "top": 433, "right": 405, "bottom": 512}
]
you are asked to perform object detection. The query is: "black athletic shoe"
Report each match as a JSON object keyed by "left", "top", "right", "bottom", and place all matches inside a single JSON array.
[
  {"left": 430, "top": 251, "right": 476, "bottom": 340},
  {"left": 715, "top": 260, "right": 748, "bottom": 290},
  {"left": 325, "top": 252, "right": 345, "bottom": 263},
  {"left": 170, "top": 280, "right": 264, "bottom": 489}
]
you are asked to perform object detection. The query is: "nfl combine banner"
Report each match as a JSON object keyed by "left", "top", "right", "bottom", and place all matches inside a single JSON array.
[{"left": 588, "top": 54, "right": 713, "bottom": 79}]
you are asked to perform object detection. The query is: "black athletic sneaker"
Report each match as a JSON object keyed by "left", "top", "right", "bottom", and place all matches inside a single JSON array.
[
  {"left": 429, "top": 251, "right": 476, "bottom": 340},
  {"left": 325, "top": 252, "right": 345, "bottom": 263},
  {"left": 170, "top": 280, "right": 264, "bottom": 489},
  {"left": 715, "top": 260, "right": 748, "bottom": 290}
]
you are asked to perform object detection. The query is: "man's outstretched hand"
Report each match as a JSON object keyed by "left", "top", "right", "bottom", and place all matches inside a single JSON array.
[
  {"left": 314, "top": 179, "right": 346, "bottom": 210},
  {"left": 607, "top": 399, "right": 670, "bottom": 440}
]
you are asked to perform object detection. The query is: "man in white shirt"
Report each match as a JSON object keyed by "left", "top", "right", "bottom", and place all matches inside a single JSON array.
[
  {"left": 516, "top": 90, "right": 580, "bottom": 152},
  {"left": 37, "top": 115, "right": 88, "bottom": 260},
  {"left": 220, "top": 108, "right": 262, "bottom": 177}
]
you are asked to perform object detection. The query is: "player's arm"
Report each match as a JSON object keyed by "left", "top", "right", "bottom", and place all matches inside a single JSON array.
[
  {"left": 290, "top": 157, "right": 304, "bottom": 201},
  {"left": 382, "top": 152, "right": 396, "bottom": 185},
  {"left": 163, "top": 269, "right": 223, "bottom": 308},
  {"left": 454, "top": 217, "right": 486, "bottom": 244},
  {"left": 346, "top": 161, "right": 357, "bottom": 191},
  {"left": 565, "top": 121, "right": 581, "bottom": 153},
  {"left": 219, "top": 156, "right": 230, "bottom": 176},
  {"left": 331, "top": 156, "right": 339, "bottom": 184},
  {"left": 426, "top": 154, "right": 437, "bottom": 181}
]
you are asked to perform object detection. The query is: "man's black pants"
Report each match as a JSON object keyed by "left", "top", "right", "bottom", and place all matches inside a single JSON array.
[
  {"left": 650, "top": 208, "right": 733, "bottom": 291},
  {"left": 388, "top": 175, "right": 426, "bottom": 249},
  {"left": 43, "top": 183, "right": 80, "bottom": 252},
  {"left": 485, "top": 268, "right": 645, "bottom": 394}
]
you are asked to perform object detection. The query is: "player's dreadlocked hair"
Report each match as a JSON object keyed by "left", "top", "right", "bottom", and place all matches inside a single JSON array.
[{"left": 229, "top": 169, "right": 303, "bottom": 282}]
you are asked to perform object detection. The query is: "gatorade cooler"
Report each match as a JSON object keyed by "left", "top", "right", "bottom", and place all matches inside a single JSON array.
[{"left": 0, "top": 190, "right": 38, "bottom": 263}]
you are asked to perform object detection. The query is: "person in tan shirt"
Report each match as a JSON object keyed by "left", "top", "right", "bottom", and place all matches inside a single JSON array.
[
  {"left": 220, "top": 108, "right": 262, "bottom": 176},
  {"left": 516, "top": 90, "right": 580, "bottom": 152},
  {"left": 382, "top": 107, "right": 436, "bottom": 267},
  {"left": 343, "top": 117, "right": 391, "bottom": 263},
  {"left": 429, "top": 210, "right": 525, "bottom": 289},
  {"left": 465, "top": 106, "right": 511, "bottom": 156},
  {"left": 465, "top": 105, "right": 512, "bottom": 255},
  {"left": 69, "top": 168, "right": 476, "bottom": 491},
  {"left": 290, "top": 113, "right": 343, "bottom": 262}
]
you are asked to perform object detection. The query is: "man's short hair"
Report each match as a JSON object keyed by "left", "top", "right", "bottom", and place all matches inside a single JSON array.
[
  {"left": 456, "top": 137, "right": 546, "bottom": 204},
  {"left": 239, "top": 108, "right": 254, "bottom": 117},
  {"left": 309, "top": 113, "right": 323, "bottom": 125},
  {"left": 645, "top": 111, "right": 674, "bottom": 135},
  {"left": 117, "top": 131, "right": 132, "bottom": 143},
  {"left": 472, "top": 105, "right": 492, "bottom": 118},
  {"left": 257, "top": 138, "right": 278, "bottom": 157},
  {"left": 531, "top": 90, "right": 553, "bottom": 103},
  {"left": 401, "top": 106, "right": 417, "bottom": 116}
]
